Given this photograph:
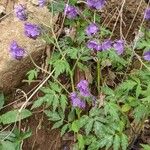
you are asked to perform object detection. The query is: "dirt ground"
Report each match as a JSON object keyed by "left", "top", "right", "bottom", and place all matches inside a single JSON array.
[{"left": 3, "top": 0, "right": 150, "bottom": 150}]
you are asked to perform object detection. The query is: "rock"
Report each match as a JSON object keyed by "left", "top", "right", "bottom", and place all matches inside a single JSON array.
[{"left": 0, "top": 0, "right": 57, "bottom": 93}]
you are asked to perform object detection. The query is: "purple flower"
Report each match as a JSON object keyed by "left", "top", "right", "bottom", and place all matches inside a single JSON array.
[
  {"left": 87, "top": 0, "right": 106, "bottom": 9},
  {"left": 144, "top": 8, "right": 150, "bottom": 20},
  {"left": 38, "top": 0, "right": 46, "bottom": 7},
  {"left": 70, "top": 92, "right": 86, "bottom": 108},
  {"left": 143, "top": 51, "right": 150, "bottom": 61},
  {"left": 24, "top": 23, "right": 41, "bottom": 39},
  {"left": 101, "top": 39, "right": 112, "bottom": 51},
  {"left": 64, "top": 5, "right": 78, "bottom": 19},
  {"left": 10, "top": 41, "right": 25, "bottom": 60},
  {"left": 14, "top": 4, "right": 27, "bottom": 21},
  {"left": 77, "top": 80, "right": 91, "bottom": 97},
  {"left": 87, "top": 40, "right": 101, "bottom": 51},
  {"left": 113, "top": 40, "right": 124, "bottom": 55},
  {"left": 85, "top": 23, "right": 99, "bottom": 36}
]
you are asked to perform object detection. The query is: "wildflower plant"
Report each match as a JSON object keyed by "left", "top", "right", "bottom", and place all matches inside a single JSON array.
[
  {"left": 30, "top": 1, "right": 150, "bottom": 149},
  {"left": 1, "top": 0, "right": 150, "bottom": 149}
]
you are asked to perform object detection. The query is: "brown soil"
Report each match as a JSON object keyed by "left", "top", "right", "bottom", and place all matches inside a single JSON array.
[{"left": 22, "top": 113, "right": 61, "bottom": 150}]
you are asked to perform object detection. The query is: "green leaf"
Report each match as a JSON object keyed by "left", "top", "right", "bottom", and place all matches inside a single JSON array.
[
  {"left": 68, "top": 109, "right": 75, "bottom": 122},
  {"left": 121, "top": 104, "right": 131, "bottom": 112},
  {"left": 84, "top": 118, "right": 94, "bottom": 135},
  {"left": 77, "top": 62, "right": 88, "bottom": 71},
  {"left": 19, "top": 130, "right": 32, "bottom": 141},
  {"left": 0, "top": 131, "right": 16, "bottom": 141},
  {"left": 0, "top": 141, "right": 16, "bottom": 150},
  {"left": 53, "top": 60, "right": 70, "bottom": 77},
  {"left": 31, "top": 97, "right": 45, "bottom": 109},
  {"left": 108, "top": 50, "right": 127, "bottom": 67},
  {"left": 99, "top": 135, "right": 113, "bottom": 148},
  {"left": 71, "top": 120, "right": 80, "bottom": 133},
  {"left": 80, "top": 56, "right": 92, "bottom": 61},
  {"left": 69, "top": 0, "right": 77, "bottom": 5},
  {"left": 105, "top": 135, "right": 113, "bottom": 150},
  {"left": 0, "top": 92, "right": 4, "bottom": 109},
  {"left": 121, "top": 134, "right": 128, "bottom": 150},
  {"left": 52, "top": 94, "right": 59, "bottom": 111},
  {"left": 61, "top": 124, "right": 69, "bottom": 136},
  {"left": 117, "top": 80, "right": 137, "bottom": 92},
  {"left": 40, "top": 87, "right": 55, "bottom": 94},
  {"left": 100, "top": 27, "right": 112, "bottom": 37},
  {"left": 0, "top": 109, "right": 32, "bottom": 125},
  {"left": 77, "top": 134, "right": 85, "bottom": 150},
  {"left": 73, "top": 143, "right": 79, "bottom": 150},
  {"left": 111, "top": 121, "right": 125, "bottom": 133},
  {"left": 48, "top": 0, "right": 65, "bottom": 13},
  {"left": 44, "top": 110, "right": 61, "bottom": 121},
  {"left": 136, "top": 38, "right": 150, "bottom": 49},
  {"left": 45, "top": 94, "right": 55, "bottom": 106},
  {"left": 104, "top": 102, "right": 119, "bottom": 120},
  {"left": 60, "top": 95, "right": 68, "bottom": 112},
  {"left": 31, "top": 94, "right": 54, "bottom": 109},
  {"left": 78, "top": 115, "right": 89, "bottom": 128},
  {"left": 66, "top": 47, "right": 79, "bottom": 59},
  {"left": 26, "top": 69, "right": 38, "bottom": 84},
  {"left": 134, "top": 104, "right": 146, "bottom": 122},
  {"left": 52, "top": 120, "right": 63, "bottom": 129},
  {"left": 136, "top": 83, "right": 141, "bottom": 99},
  {"left": 89, "top": 108, "right": 101, "bottom": 117},
  {"left": 50, "top": 82, "right": 62, "bottom": 93},
  {"left": 141, "top": 144, "right": 150, "bottom": 150},
  {"left": 58, "top": 108, "right": 65, "bottom": 120},
  {"left": 101, "top": 86, "right": 115, "bottom": 96},
  {"left": 93, "top": 121, "right": 103, "bottom": 137},
  {"left": 113, "top": 134, "right": 120, "bottom": 150},
  {"left": 87, "top": 140, "right": 101, "bottom": 150}
]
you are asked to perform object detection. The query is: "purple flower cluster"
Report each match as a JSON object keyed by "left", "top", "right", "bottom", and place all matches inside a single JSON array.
[
  {"left": 64, "top": 4, "right": 78, "bottom": 19},
  {"left": 64, "top": 1, "right": 106, "bottom": 20},
  {"left": 70, "top": 80, "right": 91, "bottom": 109},
  {"left": 85, "top": 22, "right": 124, "bottom": 55},
  {"left": 14, "top": 4, "right": 27, "bottom": 21},
  {"left": 113, "top": 40, "right": 124, "bottom": 55},
  {"left": 101, "top": 40, "right": 112, "bottom": 51},
  {"left": 11, "top": 3, "right": 43, "bottom": 59},
  {"left": 38, "top": 0, "right": 46, "bottom": 7},
  {"left": 70, "top": 92, "right": 86, "bottom": 109},
  {"left": 87, "top": 39, "right": 124, "bottom": 55},
  {"left": 86, "top": 23, "right": 99, "bottom": 36},
  {"left": 143, "top": 51, "right": 150, "bottom": 61},
  {"left": 77, "top": 80, "right": 91, "bottom": 97},
  {"left": 10, "top": 41, "right": 25, "bottom": 60},
  {"left": 87, "top": 0, "right": 106, "bottom": 10},
  {"left": 87, "top": 40, "right": 101, "bottom": 51},
  {"left": 144, "top": 8, "right": 150, "bottom": 20},
  {"left": 24, "top": 23, "right": 41, "bottom": 39}
]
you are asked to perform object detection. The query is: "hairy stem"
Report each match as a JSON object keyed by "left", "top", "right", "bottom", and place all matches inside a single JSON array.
[
  {"left": 70, "top": 71, "right": 75, "bottom": 92},
  {"left": 97, "top": 59, "right": 101, "bottom": 95}
]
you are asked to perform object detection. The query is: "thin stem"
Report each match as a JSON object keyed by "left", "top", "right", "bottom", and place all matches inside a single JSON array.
[
  {"left": 72, "top": 48, "right": 84, "bottom": 72},
  {"left": 70, "top": 71, "right": 75, "bottom": 92},
  {"left": 52, "top": 75, "right": 70, "bottom": 94},
  {"left": 97, "top": 59, "right": 101, "bottom": 95},
  {"left": 93, "top": 11, "right": 96, "bottom": 23}
]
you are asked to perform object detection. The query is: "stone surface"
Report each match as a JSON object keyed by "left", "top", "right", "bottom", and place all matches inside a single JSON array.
[{"left": 0, "top": 0, "right": 56, "bottom": 93}]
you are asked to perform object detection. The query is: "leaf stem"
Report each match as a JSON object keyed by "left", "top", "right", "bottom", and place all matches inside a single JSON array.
[
  {"left": 97, "top": 58, "right": 101, "bottom": 95},
  {"left": 70, "top": 71, "right": 75, "bottom": 92},
  {"left": 93, "top": 11, "right": 96, "bottom": 23}
]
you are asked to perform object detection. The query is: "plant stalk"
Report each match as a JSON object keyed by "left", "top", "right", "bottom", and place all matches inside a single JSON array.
[{"left": 97, "top": 59, "right": 101, "bottom": 95}]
